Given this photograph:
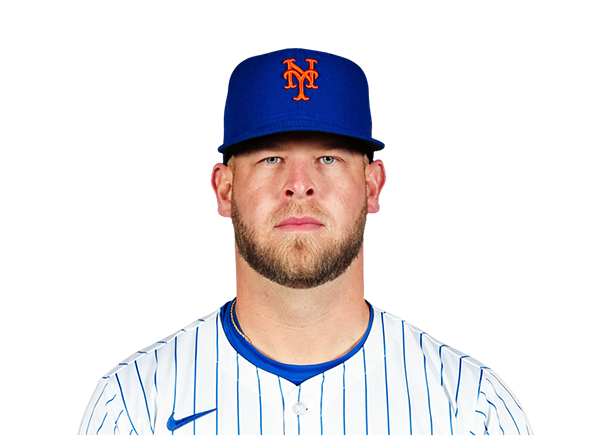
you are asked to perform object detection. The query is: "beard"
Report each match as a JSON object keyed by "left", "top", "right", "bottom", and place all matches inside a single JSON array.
[{"left": 231, "top": 195, "right": 368, "bottom": 289}]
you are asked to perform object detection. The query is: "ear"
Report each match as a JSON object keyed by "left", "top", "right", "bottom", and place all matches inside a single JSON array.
[
  {"left": 211, "top": 163, "right": 233, "bottom": 217},
  {"left": 365, "top": 159, "right": 386, "bottom": 214}
]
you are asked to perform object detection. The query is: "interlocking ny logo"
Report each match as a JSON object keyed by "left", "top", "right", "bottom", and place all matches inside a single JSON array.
[{"left": 283, "top": 58, "right": 318, "bottom": 101}]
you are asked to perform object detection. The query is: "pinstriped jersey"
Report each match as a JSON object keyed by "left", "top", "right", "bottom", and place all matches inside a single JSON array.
[{"left": 79, "top": 303, "right": 531, "bottom": 435}]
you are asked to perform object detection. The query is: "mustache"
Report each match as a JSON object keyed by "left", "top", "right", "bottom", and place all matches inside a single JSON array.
[{"left": 268, "top": 201, "right": 332, "bottom": 228}]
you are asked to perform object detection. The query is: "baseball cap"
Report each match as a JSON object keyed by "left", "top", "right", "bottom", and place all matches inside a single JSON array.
[{"left": 218, "top": 48, "right": 384, "bottom": 162}]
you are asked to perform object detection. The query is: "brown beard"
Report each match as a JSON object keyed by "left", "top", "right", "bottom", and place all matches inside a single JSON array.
[{"left": 231, "top": 195, "right": 368, "bottom": 289}]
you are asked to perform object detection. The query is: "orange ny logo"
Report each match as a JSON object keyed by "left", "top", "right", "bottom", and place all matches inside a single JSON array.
[{"left": 283, "top": 58, "right": 318, "bottom": 101}]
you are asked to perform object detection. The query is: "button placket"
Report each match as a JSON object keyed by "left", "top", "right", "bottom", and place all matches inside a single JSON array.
[
  {"left": 292, "top": 401, "right": 307, "bottom": 415},
  {"left": 281, "top": 377, "right": 325, "bottom": 434}
]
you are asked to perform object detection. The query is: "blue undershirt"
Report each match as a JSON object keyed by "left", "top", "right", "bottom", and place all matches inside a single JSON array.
[{"left": 220, "top": 299, "right": 373, "bottom": 385}]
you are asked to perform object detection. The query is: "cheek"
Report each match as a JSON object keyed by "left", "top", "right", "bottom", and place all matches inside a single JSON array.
[
  {"left": 233, "top": 183, "right": 275, "bottom": 226},
  {"left": 323, "top": 178, "right": 366, "bottom": 223}
]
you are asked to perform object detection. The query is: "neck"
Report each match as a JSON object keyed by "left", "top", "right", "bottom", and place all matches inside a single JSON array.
[{"left": 233, "top": 248, "right": 370, "bottom": 365}]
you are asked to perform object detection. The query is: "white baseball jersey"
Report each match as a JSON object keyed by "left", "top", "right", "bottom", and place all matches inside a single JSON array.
[{"left": 79, "top": 301, "right": 531, "bottom": 435}]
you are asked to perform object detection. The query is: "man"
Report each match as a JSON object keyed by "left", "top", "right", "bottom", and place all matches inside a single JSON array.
[{"left": 79, "top": 48, "right": 531, "bottom": 435}]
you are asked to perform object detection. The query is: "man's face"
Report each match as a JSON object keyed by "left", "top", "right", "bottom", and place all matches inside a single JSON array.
[{"left": 225, "top": 132, "right": 378, "bottom": 289}]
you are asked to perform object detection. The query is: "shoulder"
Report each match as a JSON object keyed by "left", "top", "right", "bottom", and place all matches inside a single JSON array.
[
  {"left": 373, "top": 307, "right": 494, "bottom": 392},
  {"left": 373, "top": 306, "right": 487, "bottom": 371},
  {"left": 474, "top": 367, "right": 532, "bottom": 434},
  {"left": 79, "top": 308, "right": 225, "bottom": 435},
  {"left": 370, "top": 307, "right": 493, "bottom": 405},
  {"left": 371, "top": 306, "right": 531, "bottom": 434},
  {"left": 101, "top": 307, "right": 222, "bottom": 380}
]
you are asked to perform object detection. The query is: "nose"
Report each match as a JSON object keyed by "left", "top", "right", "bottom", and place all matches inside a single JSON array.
[{"left": 284, "top": 161, "right": 315, "bottom": 198}]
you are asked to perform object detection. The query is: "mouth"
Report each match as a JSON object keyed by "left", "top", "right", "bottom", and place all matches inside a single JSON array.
[{"left": 275, "top": 216, "right": 325, "bottom": 231}]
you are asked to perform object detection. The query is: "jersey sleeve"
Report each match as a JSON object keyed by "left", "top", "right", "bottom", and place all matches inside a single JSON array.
[
  {"left": 78, "top": 378, "right": 134, "bottom": 435},
  {"left": 468, "top": 369, "right": 532, "bottom": 435}
]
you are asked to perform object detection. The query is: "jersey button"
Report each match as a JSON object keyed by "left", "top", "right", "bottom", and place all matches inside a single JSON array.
[{"left": 292, "top": 402, "right": 307, "bottom": 415}]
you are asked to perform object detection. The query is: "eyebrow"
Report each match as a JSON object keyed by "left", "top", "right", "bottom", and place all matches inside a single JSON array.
[
  {"left": 225, "top": 134, "right": 367, "bottom": 163},
  {"left": 247, "top": 138, "right": 362, "bottom": 153}
]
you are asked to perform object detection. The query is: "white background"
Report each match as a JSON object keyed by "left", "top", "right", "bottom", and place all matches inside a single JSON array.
[{"left": 0, "top": 0, "right": 600, "bottom": 435}]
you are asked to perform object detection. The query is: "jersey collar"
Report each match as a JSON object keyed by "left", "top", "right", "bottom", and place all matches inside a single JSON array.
[{"left": 220, "top": 299, "right": 374, "bottom": 385}]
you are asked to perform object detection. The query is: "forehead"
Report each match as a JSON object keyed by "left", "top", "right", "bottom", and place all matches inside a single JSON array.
[{"left": 230, "top": 132, "right": 366, "bottom": 158}]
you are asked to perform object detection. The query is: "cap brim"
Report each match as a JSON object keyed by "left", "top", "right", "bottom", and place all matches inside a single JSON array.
[{"left": 219, "top": 128, "right": 383, "bottom": 159}]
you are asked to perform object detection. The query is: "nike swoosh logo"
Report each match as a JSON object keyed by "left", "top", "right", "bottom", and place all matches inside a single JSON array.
[{"left": 166, "top": 408, "right": 217, "bottom": 431}]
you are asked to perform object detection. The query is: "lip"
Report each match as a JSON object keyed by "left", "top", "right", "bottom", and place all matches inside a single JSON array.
[{"left": 275, "top": 216, "right": 324, "bottom": 231}]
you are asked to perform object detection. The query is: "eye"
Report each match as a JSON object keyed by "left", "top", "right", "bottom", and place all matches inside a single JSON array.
[
  {"left": 318, "top": 156, "right": 337, "bottom": 165},
  {"left": 264, "top": 157, "right": 281, "bottom": 165}
]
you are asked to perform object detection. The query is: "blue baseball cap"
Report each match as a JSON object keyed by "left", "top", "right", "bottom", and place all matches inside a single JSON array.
[{"left": 218, "top": 48, "right": 385, "bottom": 161}]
